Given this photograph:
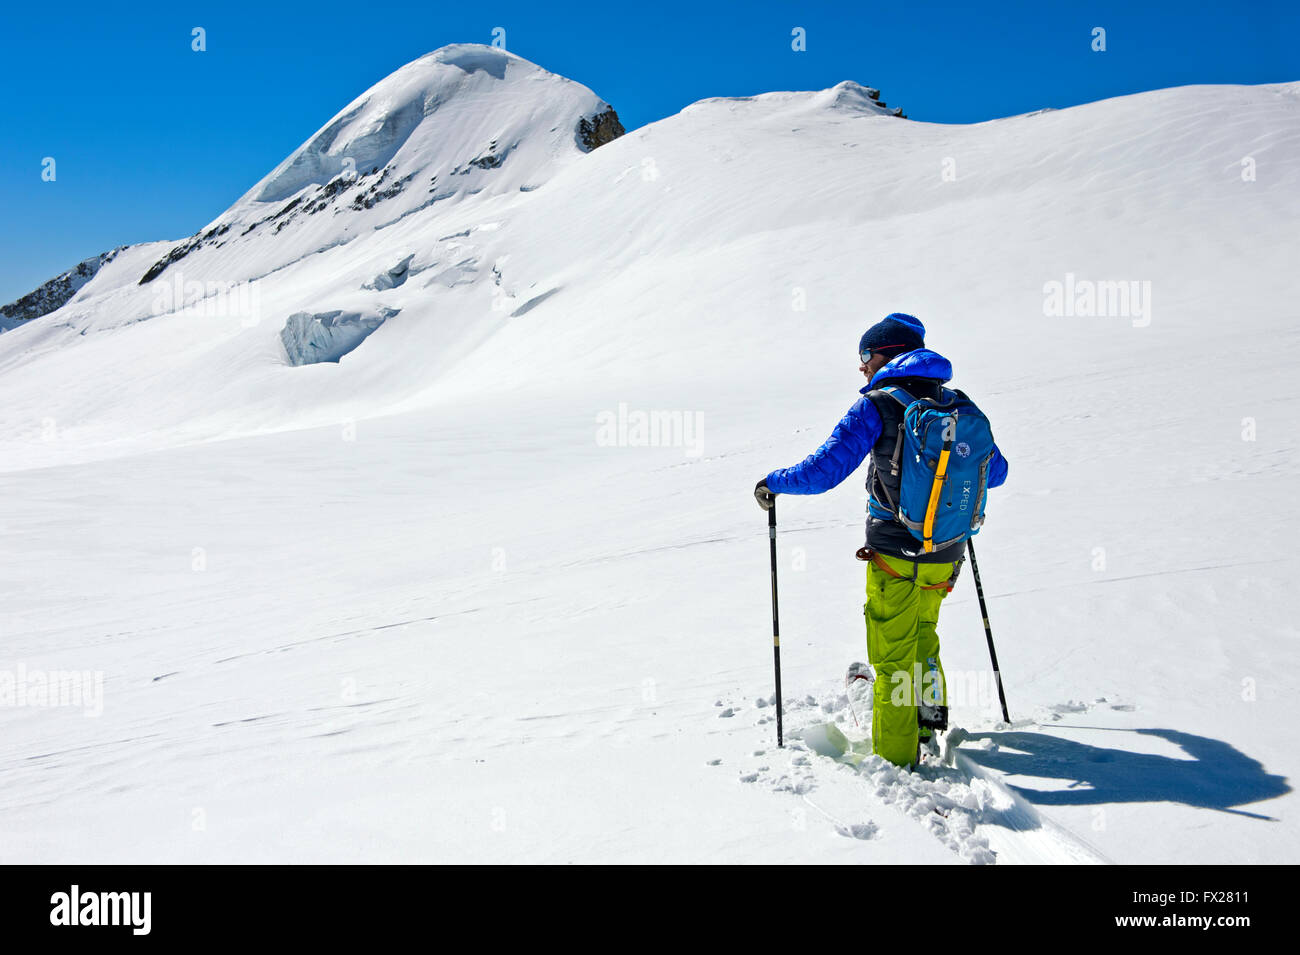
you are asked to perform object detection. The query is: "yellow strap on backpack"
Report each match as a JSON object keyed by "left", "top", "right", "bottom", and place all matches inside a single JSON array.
[{"left": 921, "top": 448, "right": 951, "bottom": 553}]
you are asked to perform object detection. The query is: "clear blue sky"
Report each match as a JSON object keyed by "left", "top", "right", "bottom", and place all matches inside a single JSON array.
[{"left": 1, "top": 0, "right": 1296, "bottom": 303}]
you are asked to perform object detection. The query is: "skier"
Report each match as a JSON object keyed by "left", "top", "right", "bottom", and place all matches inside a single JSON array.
[{"left": 754, "top": 313, "right": 1008, "bottom": 768}]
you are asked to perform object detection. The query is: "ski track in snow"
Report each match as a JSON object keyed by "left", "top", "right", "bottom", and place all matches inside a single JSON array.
[{"left": 717, "top": 686, "right": 1113, "bottom": 865}]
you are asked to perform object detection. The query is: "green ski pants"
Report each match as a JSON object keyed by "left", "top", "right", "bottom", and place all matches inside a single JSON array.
[{"left": 864, "top": 552, "right": 958, "bottom": 767}]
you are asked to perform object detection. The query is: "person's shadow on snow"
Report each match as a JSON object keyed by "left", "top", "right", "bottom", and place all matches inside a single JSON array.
[{"left": 958, "top": 727, "right": 1289, "bottom": 820}]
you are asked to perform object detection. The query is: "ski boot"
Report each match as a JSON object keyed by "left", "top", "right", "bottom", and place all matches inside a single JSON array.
[{"left": 844, "top": 661, "right": 874, "bottom": 728}]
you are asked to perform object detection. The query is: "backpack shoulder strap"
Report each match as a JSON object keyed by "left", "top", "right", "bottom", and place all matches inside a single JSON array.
[
  {"left": 877, "top": 385, "right": 915, "bottom": 407},
  {"left": 865, "top": 386, "right": 912, "bottom": 494}
]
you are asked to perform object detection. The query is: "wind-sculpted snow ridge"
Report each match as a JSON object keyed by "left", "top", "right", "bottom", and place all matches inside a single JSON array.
[{"left": 686, "top": 79, "right": 904, "bottom": 118}]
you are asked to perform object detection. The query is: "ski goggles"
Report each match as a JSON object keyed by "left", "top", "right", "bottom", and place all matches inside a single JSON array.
[{"left": 860, "top": 344, "right": 905, "bottom": 363}]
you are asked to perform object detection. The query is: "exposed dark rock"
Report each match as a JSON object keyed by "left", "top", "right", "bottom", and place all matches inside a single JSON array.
[
  {"left": 350, "top": 171, "right": 414, "bottom": 210},
  {"left": 301, "top": 171, "right": 366, "bottom": 217},
  {"left": 576, "top": 107, "right": 625, "bottom": 152},
  {"left": 862, "top": 85, "right": 906, "bottom": 118},
  {"left": 272, "top": 197, "right": 303, "bottom": 219},
  {"left": 829, "top": 81, "right": 906, "bottom": 119},
  {"left": 1, "top": 248, "right": 123, "bottom": 330},
  {"left": 139, "top": 237, "right": 201, "bottom": 285},
  {"left": 468, "top": 140, "right": 507, "bottom": 170}
]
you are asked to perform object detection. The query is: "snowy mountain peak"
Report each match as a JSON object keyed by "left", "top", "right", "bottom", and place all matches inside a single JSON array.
[
  {"left": 0, "top": 44, "right": 627, "bottom": 349},
  {"left": 249, "top": 44, "right": 619, "bottom": 205},
  {"left": 818, "top": 80, "right": 906, "bottom": 117},
  {"left": 124, "top": 44, "right": 623, "bottom": 289}
]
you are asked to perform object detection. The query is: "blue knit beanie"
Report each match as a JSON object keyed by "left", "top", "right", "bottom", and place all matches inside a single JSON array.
[{"left": 859, "top": 313, "right": 925, "bottom": 359}]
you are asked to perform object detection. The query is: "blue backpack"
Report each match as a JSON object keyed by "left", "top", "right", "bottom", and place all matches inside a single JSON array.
[{"left": 874, "top": 385, "right": 996, "bottom": 554}]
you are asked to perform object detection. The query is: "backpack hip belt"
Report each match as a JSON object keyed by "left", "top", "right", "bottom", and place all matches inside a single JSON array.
[{"left": 855, "top": 547, "right": 964, "bottom": 593}]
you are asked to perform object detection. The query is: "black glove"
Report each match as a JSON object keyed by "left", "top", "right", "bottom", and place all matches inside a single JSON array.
[{"left": 754, "top": 480, "right": 776, "bottom": 511}]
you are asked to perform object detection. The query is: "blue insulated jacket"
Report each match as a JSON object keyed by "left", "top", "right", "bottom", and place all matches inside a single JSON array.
[{"left": 765, "top": 349, "right": 1008, "bottom": 557}]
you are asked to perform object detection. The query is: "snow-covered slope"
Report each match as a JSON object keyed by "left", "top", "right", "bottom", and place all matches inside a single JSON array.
[
  {"left": 0, "top": 248, "right": 125, "bottom": 331},
  {"left": 0, "top": 43, "right": 625, "bottom": 460},
  {"left": 0, "top": 47, "right": 1296, "bottom": 863}
]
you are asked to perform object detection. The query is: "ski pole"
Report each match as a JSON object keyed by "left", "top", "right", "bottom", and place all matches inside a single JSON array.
[
  {"left": 966, "top": 538, "right": 1010, "bottom": 724},
  {"left": 768, "top": 502, "right": 784, "bottom": 747}
]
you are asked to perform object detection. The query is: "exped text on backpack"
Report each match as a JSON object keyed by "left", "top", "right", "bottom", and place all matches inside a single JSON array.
[{"left": 872, "top": 386, "right": 996, "bottom": 554}]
